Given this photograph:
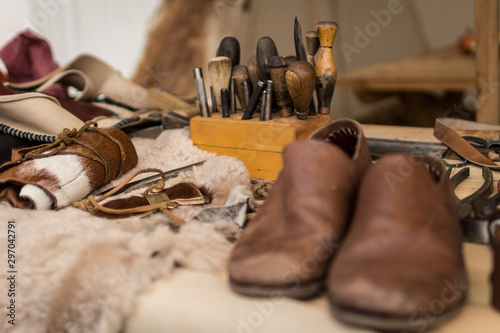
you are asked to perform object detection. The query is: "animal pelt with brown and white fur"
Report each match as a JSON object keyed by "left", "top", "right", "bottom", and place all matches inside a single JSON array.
[
  {"left": 132, "top": 0, "right": 250, "bottom": 96},
  {"left": 0, "top": 128, "right": 250, "bottom": 333}
]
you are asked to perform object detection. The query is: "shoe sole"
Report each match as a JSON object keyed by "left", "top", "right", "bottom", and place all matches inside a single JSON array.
[
  {"left": 329, "top": 298, "right": 466, "bottom": 332},
  {"left": 229, "top": 277, "right": 324, "bottom": 300}
]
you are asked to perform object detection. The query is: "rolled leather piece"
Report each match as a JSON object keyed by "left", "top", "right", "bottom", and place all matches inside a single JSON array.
[
  {"left": 0, "top": 122, "right": 137, "bottom": 209},
  {"left": 493, "top": 226, "right": 500, "bottom": 311},
  {"left": 327, "top": 153, "right": 467, "bottom": 332}
]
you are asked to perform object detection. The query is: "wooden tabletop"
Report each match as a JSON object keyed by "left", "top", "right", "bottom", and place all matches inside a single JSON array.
[
  {"left": 127, "top": 124, "right": 500, "bottom": 333},
  {"left": 337, "top": 46, "right": 475, "bottom": 92}
]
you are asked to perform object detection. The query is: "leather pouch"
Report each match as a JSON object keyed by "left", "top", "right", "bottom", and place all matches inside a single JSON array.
[
  {"left": 0, "top": 122, "right": 137, "bottom": 209},
  {"left": 73, "top": 168, "right": 210, "bottom": 224}
]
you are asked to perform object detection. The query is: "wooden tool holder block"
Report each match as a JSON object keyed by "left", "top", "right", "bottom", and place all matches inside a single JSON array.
[{"left": 190, "top": 113, "right": 331, "bottom": 180}]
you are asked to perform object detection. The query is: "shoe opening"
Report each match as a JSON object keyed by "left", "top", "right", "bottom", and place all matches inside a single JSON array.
[{"left": 324, "top": 126, "right": 358, "bottom": 158}]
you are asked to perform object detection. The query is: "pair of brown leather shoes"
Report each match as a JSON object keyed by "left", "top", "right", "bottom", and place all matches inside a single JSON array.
[{"left": 228, "top": 119, "right": 467, "bottom": 332}]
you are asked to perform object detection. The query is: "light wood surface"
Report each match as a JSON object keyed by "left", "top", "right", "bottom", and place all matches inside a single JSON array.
[
  {"left": 475, "top": 0, "right": 500, "bottom": 124},
  {"left": 337, "top": 46, "right": 475, "bottom": 92},
  {"left": 190, "top": 113, "right": 331, "bottom": 180}
]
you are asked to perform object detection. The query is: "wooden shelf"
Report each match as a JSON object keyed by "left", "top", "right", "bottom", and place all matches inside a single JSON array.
[{"left": 337, "top": 46, "right": 476, "bottom": 92}]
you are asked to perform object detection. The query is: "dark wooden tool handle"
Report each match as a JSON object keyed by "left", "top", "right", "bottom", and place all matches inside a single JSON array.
[
  {"left": 286, "top": 61, "right": 316, "bottom": 120},
  {"left": 256, "top": 36, "right": 279, "bottom": 81},
  {"left": 305, "top": 30, "right": 320, "bottom": 67},
  {"left": 217, "top": 36, "right": 240, "bottom": 67},
  {"left": 269, "top": 56, "right": 293, "bottom": 117}
]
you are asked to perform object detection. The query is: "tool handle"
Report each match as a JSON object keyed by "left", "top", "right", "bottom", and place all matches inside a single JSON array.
[
  {"left": 305, "top": 31, "right": 320, "bottom": 67},
  {"left": 232, "top": 65, "right": 250, "bottom": 109},
  {"left": 256, "top": 36, "right": 279, "bottom": 81},
  {"left": 221, "top": 88, "right": 230, "bottom": 118},
  {"left": 269, "top": 56, "right": 293, "bottom": 117},
  {"left": 247, "top": 55, "right": 259, "bottom": 90},
  {"left": 316, "top": 21, "right": 338, "bottom": 115},
  {"left": 216, "top": 36, "right": 240, "bottom": 67},
  {"left": 208, "top": 56, "right": 232, "bottom": 111},
  {"left": 286, "top": 61, "right": 316, "bottom": 120},
  {"left": 317, "top": 21, "right": 338, "bottom": 48}
]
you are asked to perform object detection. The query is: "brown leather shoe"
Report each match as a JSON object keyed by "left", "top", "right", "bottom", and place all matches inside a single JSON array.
[
  {"left": 228, "top": 119, "right": 372, "bottom": 299},
  {"left": 327, "top": 154, "right": 468, "bottom": 332}
]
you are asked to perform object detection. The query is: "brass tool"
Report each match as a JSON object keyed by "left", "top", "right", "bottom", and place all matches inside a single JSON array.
[
  {"left": 193, "top": 67, "right": 210, "bottom": 117},
  {"left": 256, "top": 36, "right": 279, "bottom": 82},
  {"left": 208, "top": 56, "right": 232, "bottom": 113},
  {"left": 316, "top": 21, "right": 338, "bottom": 115},
  {"left": 216, "top": 36, "right": 240, "bottom": 68},
  {"left": 269, "top": 56, "right": 293, "bottom": 117},
  {"left": 286, "top": 61, "right": 317, "bottom": 120}
]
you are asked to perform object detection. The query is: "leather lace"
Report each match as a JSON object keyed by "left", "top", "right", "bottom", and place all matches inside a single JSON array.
[{"left": 20, "top": 121, "right": 127, "bottom": 183}]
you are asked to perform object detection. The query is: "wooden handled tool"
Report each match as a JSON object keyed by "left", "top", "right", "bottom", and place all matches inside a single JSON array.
[
  {"left": 217, "top": 36, "right": 240, "bottom": 68},
  {"left": 305, "top": 31, "right": 320, "bottom": 68},
  {"left": 269, "top": 56, "right": 293, "bottom": 117},
  {"left": 208, "top": 56, "right": 232, "bottom": 112},
  {"left": 232, "top": 65, "right": 250, "bottom": 109},
  {"left": 286, "top": 61, "right": 316, "bottom": 120},
  {"left": 315, "top": 21, "right": 338, "bottom": 115},
  {"left": 247, "top": 55, "right": 259, "bottom": 90},
  {"left": 256, "top": 36, "right": 279, "bottom": 82}
]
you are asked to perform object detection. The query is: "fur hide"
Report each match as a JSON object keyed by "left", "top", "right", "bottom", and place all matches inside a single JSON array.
[
  {"left": 132, "top": 0, "right": 250, "bottom": 96},
  {"left": 0, "top": 128, "right": 251, "bottom": 333}
]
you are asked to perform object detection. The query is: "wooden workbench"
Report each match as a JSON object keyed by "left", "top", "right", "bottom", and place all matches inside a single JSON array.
[
  {"left": 338, "top": 0, "right": 500, "bottom": 125},
  {"left": 126, "top": 124, "right": 500, "bottom": 333},
  {"left": 337, "top": 46, "right": 475, "bottom": 92}
]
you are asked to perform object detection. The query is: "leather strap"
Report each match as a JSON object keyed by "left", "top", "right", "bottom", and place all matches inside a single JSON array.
[
  {"left": 73, "top": 168, "right": 209, "bottom": 223},
  {"left": 492, "top": 224, "right": 500, "bottom": 311},
  {"left": 433, "top": 118, "right": 500, "bottom": 170}
]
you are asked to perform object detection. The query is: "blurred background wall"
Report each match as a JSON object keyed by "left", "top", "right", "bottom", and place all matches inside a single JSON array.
[{"left": 0, "top": 0, "right": 476, "bottom": 122}]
